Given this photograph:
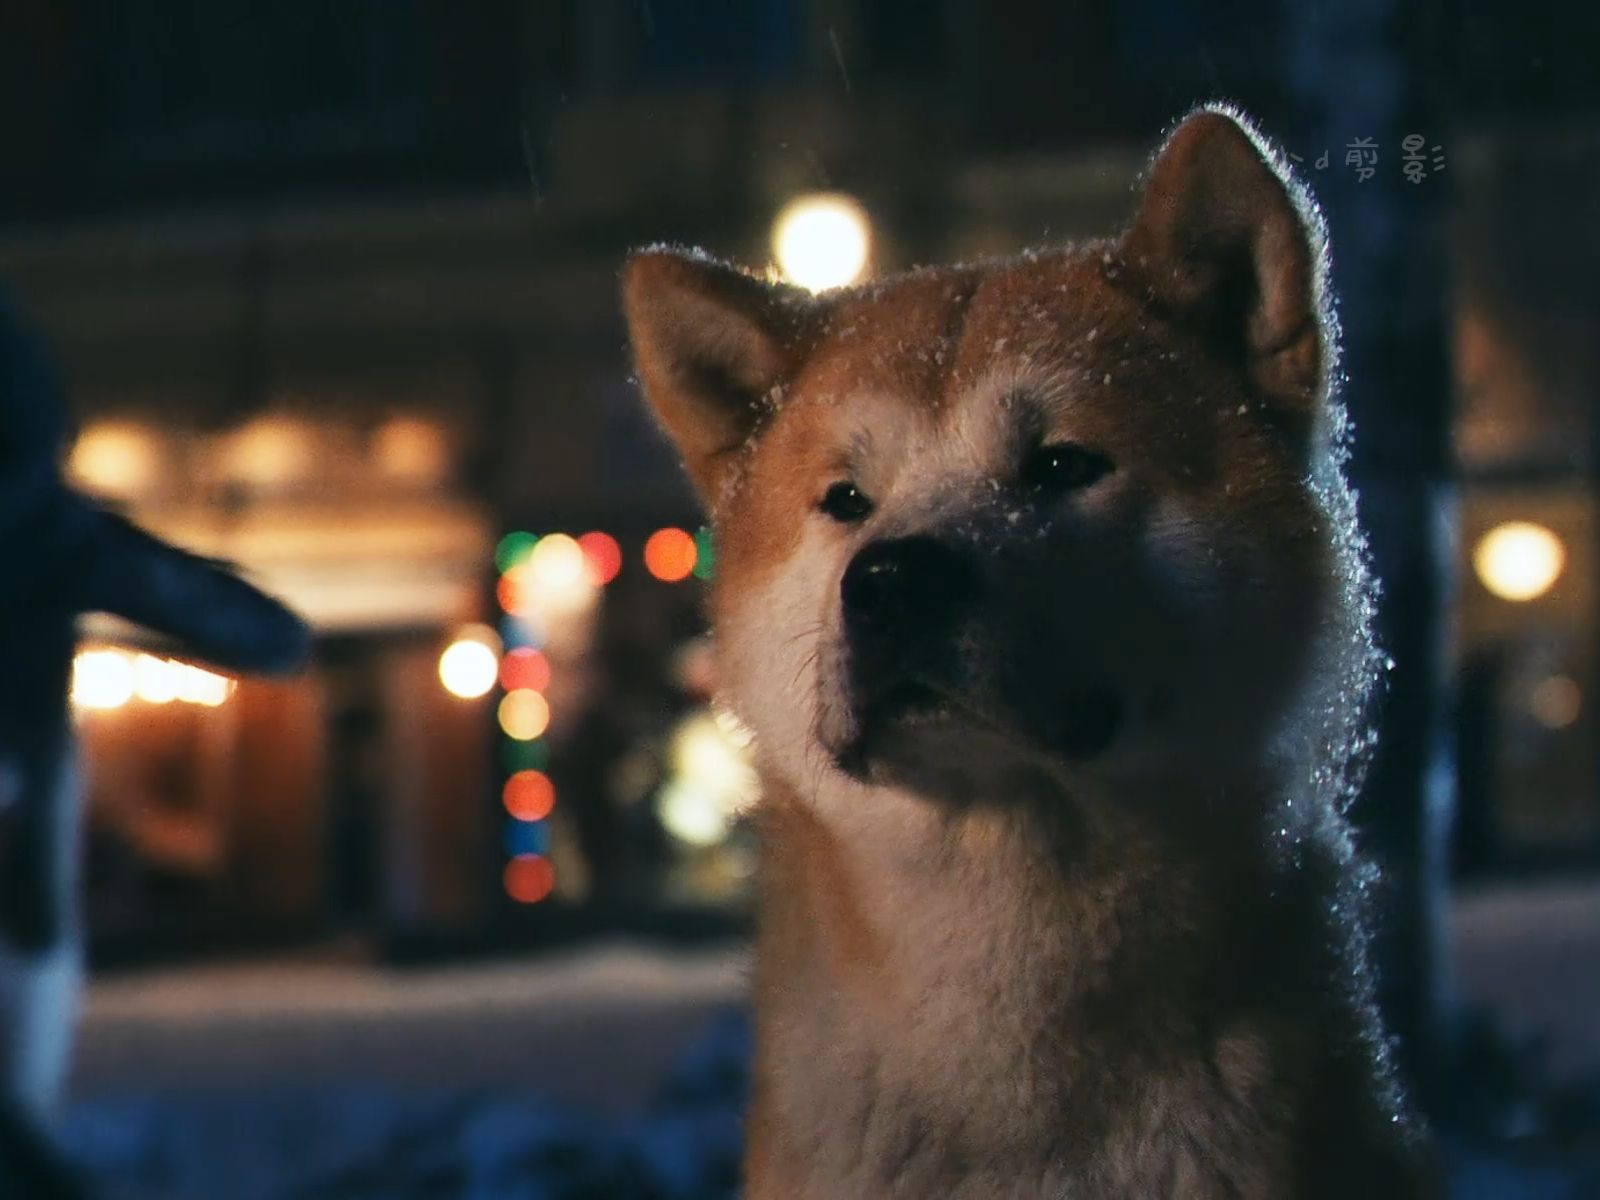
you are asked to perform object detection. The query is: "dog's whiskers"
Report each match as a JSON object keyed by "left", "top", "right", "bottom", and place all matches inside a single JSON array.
[{"left": 791, "top": 647, "right": 821, "bottom": 690}]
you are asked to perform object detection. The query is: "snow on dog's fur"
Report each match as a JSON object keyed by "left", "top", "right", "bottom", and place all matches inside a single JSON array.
[{"left": 624, "top": 108, "right": 1433, "bottom": 1198}]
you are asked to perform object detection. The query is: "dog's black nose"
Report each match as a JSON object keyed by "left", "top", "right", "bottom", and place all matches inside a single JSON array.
[{"left": 841, "top": 536, "right": 981, "bottom": 639}]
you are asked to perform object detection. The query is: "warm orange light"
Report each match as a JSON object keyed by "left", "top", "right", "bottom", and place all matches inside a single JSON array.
[
  {"left": 373, "top": 416, "right": 449, "bottom": 485},
  {"left": 174, "top": 663, "right": 234, "bottom": 708},
  {"left": 503, "top": 770, "right": 556, "bottom": 821},
  {"left": 222, "top": 416, "right": 315, "bottom": 489},
  {"left": 498, "top": 537, "right": 599, "bottom": 617},
  {"left": 644, "top": 527, "right": 698, "bottom": 582},
  {"left": 71, "top": 650, "right": 135, "bottom": 711},
  {"left": 132, "top": 654, "right": 181, "bottom": 704},
  {"left": 75, "top": 650, "right": 232, "bottom": 710},
  {"left": 499, "top": 647, "right": 551, "bottom": 693},
  {"left": 527, "top": 534, "right": 587, "bottom": 591},
  {"left": 438, "top": 637, "right": 499, "bottom": 699},
  {"left": 496, "top": 569, "right": 521, "bottom": 611},
  {"left": 68, "top": 422, "right": 161, "bottom": 500},
  {"left": 1473, "top": 521, "right": 1565, "bottom": 602},
  {"left": 578, "top": 531, "right": 623, "bottom": 585},
  {"left": 496, "top": 569, "right": 524, "bottom": 615},
  {"left": 772, "top": 192, "right": 872, "bottom": 291},
  {"left": 503, "top": 853, "right": 556, "bottom": 904},
  {"left": 498, "top": 689, "right": 551, "bottom": 740}
]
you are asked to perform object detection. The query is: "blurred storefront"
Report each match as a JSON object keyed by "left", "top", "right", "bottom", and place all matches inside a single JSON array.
[
  {"left": 1452, "top": 129, "right": 1600, "bottom": 874},
  {"left": 66, "top": 414, "right": 499, "bottom": 953}
]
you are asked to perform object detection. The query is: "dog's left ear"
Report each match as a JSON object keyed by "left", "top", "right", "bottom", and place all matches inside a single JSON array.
[
  {"left": 1121, "top": 108, "right": 1326, "bottom": 420},
  {"left": 623, "top": 249, "right": 818, "bottom": 504}
]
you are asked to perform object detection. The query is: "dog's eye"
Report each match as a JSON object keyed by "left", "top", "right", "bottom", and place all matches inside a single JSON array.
[
  {"left": 1021, "top": 443, "right": 1113, "bottom": 494},
  {"left": 819, "top": 482, "right": 874, "bottom": 524}
]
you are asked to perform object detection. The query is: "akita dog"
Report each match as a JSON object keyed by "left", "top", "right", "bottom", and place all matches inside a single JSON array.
[{"left": 624, "top": 108, "right": 1433, "bottom": 1198}]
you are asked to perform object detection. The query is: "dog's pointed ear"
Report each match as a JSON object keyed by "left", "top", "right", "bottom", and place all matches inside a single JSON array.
[
  {"left": 623, "top": 249, "right": 817, "bottom": 503},
  {"left": 1121, "top": 109, "right": 1327, "bottom": 423}
]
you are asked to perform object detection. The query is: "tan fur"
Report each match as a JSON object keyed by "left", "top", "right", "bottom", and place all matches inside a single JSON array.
[{"left": 624, "top": 109, "right": 1434, "bottom": 1198}]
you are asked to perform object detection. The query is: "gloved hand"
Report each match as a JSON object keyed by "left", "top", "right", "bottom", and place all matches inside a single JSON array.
[{"left": 0, "top": 294, "right": 310, "bottom": 955}]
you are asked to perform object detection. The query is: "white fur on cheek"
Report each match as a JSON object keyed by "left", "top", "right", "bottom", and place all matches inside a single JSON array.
[{"left": 718, "top": 523, "right": 848, "bottom": 802}]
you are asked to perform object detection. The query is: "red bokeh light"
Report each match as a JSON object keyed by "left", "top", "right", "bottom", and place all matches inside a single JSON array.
[
  {"left": 499, "top": 647, "right": 551, "bottom": 692},
  {"left": 503, "top": 853, "right": 556, "bottom": 904},
  {"left": 578, "top": 531, "right": 623, "bottom": 585},
  {"left": 503, "top": 770, "right": 556, "bottom": 821}
]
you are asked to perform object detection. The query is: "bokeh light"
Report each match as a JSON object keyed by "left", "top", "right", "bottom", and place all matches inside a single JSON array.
[
  {"left": 674, "top": 710, "right": 759, "bottom": 810},
  {"left": 498, "top": 689, "right": 551, "bottom": 740},
  {"left": 221, "top": 416, "right": 315, "bottom": 489},
  {"left": 503, "top": 770, "right": 556, "bottom": 821},
  {"left": 644, "top": 527, "right": 698, "bottom": 582},
  {"left": 772, "top": 192, "right": 872, "bottom": 291},
  {"left": 496, "top": 567, "right": 529, "bottom": 615},
  {"left": 504, "top": 819, "right": 551, "bottom": 857},
  {"left": 503, "top": 853, "right": 556, "bottom": 904},
  {"left": 499, "top": 533, "right": 598, "bottom": 617},
  {"left": 657, "top": 781, "right": 734, "bottom": 847},
  {"left": 75, "top": 651, "right": 231, "bottom": 710},
  {"left": 1531, "top": 675, "right": 1582, "bottom": 730},
  {"left": 1473, "top": 521, "right": 1565, "bottom": 602},
  {"left": 692, "top": 526, "right": 716, "bottom": 581},
  {"left": 71, "top": 650, "right": 134, "bottom": 711},
  {"left": 373, "top": 416, "right": 449, "bottom": 485},
  {"left": 578, "top": 531, "right": 623, "bottom": 585},
  {"left": 68, "top": 422, "right": 161, "bottom": 500},
  {"left": 498, "top": 613, "right": 544, "bottom": 651},
  {"left": 503, "top": 739, "right": 550, "bottom": 773},
  {"left": 500, "top": 647, "right": 551, "bottom": 693},
  {"left": 438, "top": 636, "right": 499, "bottom": 699},
  {"left": 527, "top": 533, "right": 586, "bottom": 590},
  {"left": 133, "top": 654, "right": 181, "bottom": 704},
  {"left": 655, "top": 708, "right": 759, "bottom": 847},
  {"left": 495, "top": 531, "right": 539, "bottom": 573},
  {"left": 174, "top": 664, "right": 233, "bottom": 708}
]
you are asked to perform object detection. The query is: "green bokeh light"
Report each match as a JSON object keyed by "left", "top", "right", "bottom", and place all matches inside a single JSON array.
[
  {"left": 692, "top": 526, "right": 716, "bottom": 580},
  {"left": 495, "top": 531, "right": 539, "bottom": 574},
  {"left": 503, "top": 738, "right": 550, "bottom": 774}
]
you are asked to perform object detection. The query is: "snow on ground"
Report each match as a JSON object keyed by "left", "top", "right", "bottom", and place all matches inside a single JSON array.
[
  {"left": 49, "top": 881, "right": 1600, "bottom": 1197},
  {"left": 72, "top": 942, "right": 749, "bottom": 1113},
  {"left": 1451, "top": 879, "right": 1600, "bottom": 1081}
]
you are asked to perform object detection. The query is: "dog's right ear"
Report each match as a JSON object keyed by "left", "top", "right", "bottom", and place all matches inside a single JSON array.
[{"left": 623, "top": 249, "right": 815, "bottom": 503}]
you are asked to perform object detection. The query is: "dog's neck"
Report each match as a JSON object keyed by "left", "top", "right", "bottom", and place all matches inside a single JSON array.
[{"left": 753, "top": 764, "right": 1288, "bottom": 1014}]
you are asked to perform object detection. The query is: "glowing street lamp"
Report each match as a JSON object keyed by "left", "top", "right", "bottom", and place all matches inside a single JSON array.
[
  {"left": 438, "top": 626, "right": 501, "bottom": 699},
  {"left": 1473, "top": 521, "right": 1565, "bottom": 602},
  {"left": 772, "top": 192, "right": 872, "bottom": 292}
]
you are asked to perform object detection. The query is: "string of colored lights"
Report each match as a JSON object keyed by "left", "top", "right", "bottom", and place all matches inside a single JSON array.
[{"left": 481, "top": 524, "right": 709, "bottom": 905}]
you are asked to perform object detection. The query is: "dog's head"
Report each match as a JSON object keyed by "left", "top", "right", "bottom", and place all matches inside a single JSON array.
[{"left": 623, "top": 109, "right": 1374, "bottom": 810}]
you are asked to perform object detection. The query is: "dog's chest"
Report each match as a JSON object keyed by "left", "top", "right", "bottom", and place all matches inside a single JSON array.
[
  {"left": 757, "top": 988, "right": 1286, "bottom": 1200},
  {"left": 752, "top": 825, "right": 1290, "bottom": 1199},
  {"left": 742, "top": 800, "right": 1305, "bottom": 1200}
]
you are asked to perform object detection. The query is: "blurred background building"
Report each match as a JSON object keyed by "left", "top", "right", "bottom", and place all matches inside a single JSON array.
[{"left": 0, "top": 0, "right": 1595, "bottom": 968}]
